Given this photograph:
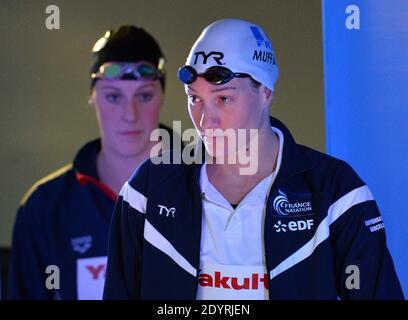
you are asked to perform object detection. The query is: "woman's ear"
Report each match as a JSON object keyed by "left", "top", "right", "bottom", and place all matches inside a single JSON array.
[
  {"left": 264, "top": 86, "right": 274, "bottom": 103},
  {"left": 159, "top": 90, "right": 165, "bottom": 108},
  {"left": 260, "top": 85, "right": 274, "bottom": 107},
  {"left": 88, "top": 89, "right": 96, "bottom": 108}
]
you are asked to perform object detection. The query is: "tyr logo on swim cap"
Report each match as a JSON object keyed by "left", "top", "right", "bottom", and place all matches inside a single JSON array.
[{"left": 185, "top": 19, "right": 278, "bottom": 91}]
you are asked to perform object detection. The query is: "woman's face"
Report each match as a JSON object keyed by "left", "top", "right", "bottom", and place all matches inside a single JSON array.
[
  {"left": 185, "top": 76, "right": 270, "bottom": 160},
  {"left": 90, "top": 69, "right": 163, "bottom": 158}
]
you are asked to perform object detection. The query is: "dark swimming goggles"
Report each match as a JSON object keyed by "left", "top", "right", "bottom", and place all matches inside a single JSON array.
[
  {"left": 92, "top": 61, "right": 165, "bottom": 81},
  {"left": 178, "top": 65, "right": 250, "bottom": 85}
]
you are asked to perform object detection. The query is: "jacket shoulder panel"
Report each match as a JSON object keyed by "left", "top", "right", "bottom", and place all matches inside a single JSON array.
[{"left": 20, "top": 163, "right": 74, "bottom": 207}]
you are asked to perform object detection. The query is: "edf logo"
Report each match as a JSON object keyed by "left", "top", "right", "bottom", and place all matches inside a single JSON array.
[
  {"left": 193, "top": 51, "right": 224, "bottom": 65},
  {"left": 274, "top": 219, "right": 314, "bottom": 233}
]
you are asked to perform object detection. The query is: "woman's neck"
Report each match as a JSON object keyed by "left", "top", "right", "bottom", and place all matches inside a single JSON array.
[
  {"left": 96, "top": 146, "right": 152, "bottom": 195},
  {"left": 205, "top": 123, "right": 279, "bottom": 205},
  {"left": 207, "top": 122, "right": 279, "bottom": 182}
]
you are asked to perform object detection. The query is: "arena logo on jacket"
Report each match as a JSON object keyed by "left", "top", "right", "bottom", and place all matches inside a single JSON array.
[
  {"left": 77, "top": 256, "right": 107, "bottom": 300},
  {"left": 71, "top": 235, "right": 93, "bottom": 254}
]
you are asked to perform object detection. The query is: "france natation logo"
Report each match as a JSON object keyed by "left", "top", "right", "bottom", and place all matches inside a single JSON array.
[
  {"left": 273, "top": 190, "right": 313, "bottom": 216},
  {"left": 273, "top": 190, "right": 290, "bottom": 215}
]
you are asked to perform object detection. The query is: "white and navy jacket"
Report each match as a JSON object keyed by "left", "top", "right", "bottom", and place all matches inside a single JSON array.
[{"left": 103, "top": 117, "right": 404, "bottom": 300}]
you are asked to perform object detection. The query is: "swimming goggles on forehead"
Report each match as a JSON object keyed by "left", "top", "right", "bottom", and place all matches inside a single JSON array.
[
  {"left": 177, "top": 65, "right": 250, "bottom": 85},
  {"left": 92, "top": 61, "right": 165, "bottom": 81}
]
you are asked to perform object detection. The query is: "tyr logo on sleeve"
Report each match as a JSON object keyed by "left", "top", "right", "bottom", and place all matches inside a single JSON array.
[
  {"left": 77, "top": 256, "right": 107, "bottom": 300},
  {"left": 158, "top": 205, "right": 176, "bottom": 218}
]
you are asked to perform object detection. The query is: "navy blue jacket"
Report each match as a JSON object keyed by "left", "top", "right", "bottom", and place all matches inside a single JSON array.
[
  {"left": 8, "top": 124, "right": 176, "bottom": 299},
  {"left": 103, "top": 117, "right": 404, "bottom": 300},
  {"left": 8, "top": 139, "right": 114, "bottom": 299}
]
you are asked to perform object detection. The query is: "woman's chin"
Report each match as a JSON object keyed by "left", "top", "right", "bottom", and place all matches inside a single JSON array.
[
  {"left": 205, "top": 144, "right": 237, "bottom": 164},
  {"left": 112, "top": 142, "right": 150, "bottom": 159}
]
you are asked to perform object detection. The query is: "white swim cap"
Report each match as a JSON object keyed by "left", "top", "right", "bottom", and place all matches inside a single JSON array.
[{"left": 185, "top": 19, "right": 278, "bottom": 90}]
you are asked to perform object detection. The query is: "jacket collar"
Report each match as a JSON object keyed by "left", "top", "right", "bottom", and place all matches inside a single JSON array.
[
  {"left": 269, "top": 117, "right": 315, "bottom": 183},
  {"left": 72, "top": 139, "right": 118, "bottom": 201},
  {"left": 73, "top": 138, "right": 101, "bottom": 180},
  {"left": 74, "top": 123, "right": 177, "bottom": 201}
]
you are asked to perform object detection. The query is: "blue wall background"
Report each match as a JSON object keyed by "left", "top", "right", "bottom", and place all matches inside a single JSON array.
[{"left": 322, "top": 0, "right": 408, "bottom": 297}]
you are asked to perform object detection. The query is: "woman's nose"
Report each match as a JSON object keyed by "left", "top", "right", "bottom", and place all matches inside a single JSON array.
[
  {"left": 122, "top": 100, "right": 139, "bottom": 122},
  {"left": 199, "top": 103, "right": 220, "bottom": 130}
]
